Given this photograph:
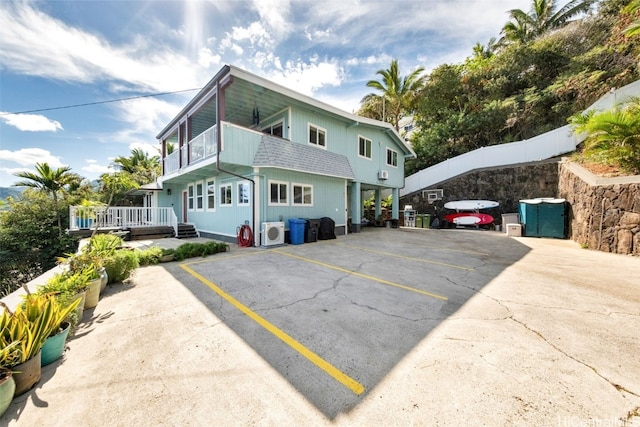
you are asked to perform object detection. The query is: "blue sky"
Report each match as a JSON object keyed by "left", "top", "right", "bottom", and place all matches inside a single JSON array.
[{"left": 0, "top": 0, "right": 530, "bottom": 187}]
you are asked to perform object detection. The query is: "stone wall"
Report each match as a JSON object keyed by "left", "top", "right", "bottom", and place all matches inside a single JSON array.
[
  {"left": 558, "top": 162, "right": 640, "bottom": 255},
  {"left": 400, "top": 160, "right": 560, "bottom": 225},
  {"left": 400, "top": 159, "right": 640, "bottom": 255}
]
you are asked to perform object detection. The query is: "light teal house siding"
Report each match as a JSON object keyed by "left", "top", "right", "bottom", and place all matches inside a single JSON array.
[{"left": 154, "top": 65, "right": 415, "bottom": 245}]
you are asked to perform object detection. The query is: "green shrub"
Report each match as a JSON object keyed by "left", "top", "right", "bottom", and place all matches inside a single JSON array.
[
  {"left": 103, "top": 249, "right": 139, "bottom": 284},
  {"left": 173, "top": 241, "right": 227, "bottom": 261},
  {"left": 137, "top": 247, "right": 163, "bottom": 266},
  {"left": 87, "top": 234, "right": 123, "bottom": 256}
]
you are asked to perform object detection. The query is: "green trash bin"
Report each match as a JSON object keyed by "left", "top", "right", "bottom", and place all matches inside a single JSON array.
[
  {"left": 415, "top": 214, "right": 423, "bottom": 228},
  {"left": 422, "top": 214, "right": 431, "bottom": 228}
]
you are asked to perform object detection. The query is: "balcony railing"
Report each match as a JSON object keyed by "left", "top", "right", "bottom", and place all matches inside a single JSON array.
[
  {"left": 69, "top": 206, "right": 178, "bottom": 236},
  {"left": 164, "top": 124, "right": 218, "bottom": 175}
]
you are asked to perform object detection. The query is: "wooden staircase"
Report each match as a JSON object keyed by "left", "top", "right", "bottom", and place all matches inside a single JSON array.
[{"left": 176, "top": 223, "right": 199, "bottom": 239}]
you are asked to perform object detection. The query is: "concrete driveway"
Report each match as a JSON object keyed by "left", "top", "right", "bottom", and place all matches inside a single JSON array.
[{"left": 3, "top": 228, "right": 639, "bottom": 426}]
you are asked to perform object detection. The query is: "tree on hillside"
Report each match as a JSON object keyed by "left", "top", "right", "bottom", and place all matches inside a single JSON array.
[
  {"left": 362, "top": 59, "right": 426, "bottom": 131},
  {"left": 501, "top": 0, "right": 597, "bottom": 43},
  {"left": 13, "top": 163, "right": 77, "bottom": 236},
  {"left": 624, "top": 0, "right": 640, "bottom": 36}
]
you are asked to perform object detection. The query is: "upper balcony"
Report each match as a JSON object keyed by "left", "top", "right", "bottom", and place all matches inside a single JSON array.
[{"left": 162, "top": 121, "right": 264, "bottom": 178}]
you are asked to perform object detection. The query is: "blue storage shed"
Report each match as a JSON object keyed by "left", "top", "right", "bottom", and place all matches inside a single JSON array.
[{"left": 518, "top": 198, "right": 567, "bottom": 239}]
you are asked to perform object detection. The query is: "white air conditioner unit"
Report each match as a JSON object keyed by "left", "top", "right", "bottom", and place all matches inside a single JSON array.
[
  {"left": 423, "top": 189, "right": 444, "bottom": 202},
  {"left": 378, "top": 170, "right": 389, "bottom": 180},
  {"left": 261, "top": 221, "right": 285, "bottom": 246}
]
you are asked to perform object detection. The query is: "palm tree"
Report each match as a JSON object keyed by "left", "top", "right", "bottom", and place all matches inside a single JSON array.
[
  {"left": 624, "top": 0, "right": 640, "bottom": 37},
  {"left": 570, "top": 98, "right": 640, "bottom": 174},
  {"left": 364, "top": 59, "right": 426, "bottom": 131},
  {"left": 13, "top": 163, "right": 74, "bottom": 235},
  {"left": 113, "top": 148, "right": 160, "bottom": 185},
  {"left": 501, "top": 0, "right": 596, "bottom": 43}
]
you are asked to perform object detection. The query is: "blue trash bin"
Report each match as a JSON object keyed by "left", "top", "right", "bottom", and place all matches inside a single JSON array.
[{"left": 288, "top": 219, "right": 306, "bottom": 245}]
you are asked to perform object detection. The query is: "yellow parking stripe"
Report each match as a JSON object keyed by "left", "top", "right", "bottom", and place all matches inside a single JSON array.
[
  {"left": 274, "top": 250, "right": 449, "bottom": 301},
  {"left": 180, "top": 263, "right": 366, "bottom": 396},
  {"left": 335, "top": 242, "right": 475, "bottom": 270}
]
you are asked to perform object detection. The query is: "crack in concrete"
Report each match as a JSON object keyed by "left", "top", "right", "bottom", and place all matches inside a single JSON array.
[{"left": 509, "top": 315, "right": 640, "bottom": 400}]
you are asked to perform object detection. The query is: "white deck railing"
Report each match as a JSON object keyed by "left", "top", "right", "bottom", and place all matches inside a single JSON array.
[
  {"left": 69, "top": 206, "right": 178, "bottom": 236},
  {"left": 163, "top": 124, "right": 218, "bottom": 175},
  {"left": 401, "top": 79, "right": 640, "bottom": 197}
]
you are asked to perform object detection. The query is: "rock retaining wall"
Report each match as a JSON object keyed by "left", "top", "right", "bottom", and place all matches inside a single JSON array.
[{"left": 558, "top": 162, "right": 640, "bottom": 255}]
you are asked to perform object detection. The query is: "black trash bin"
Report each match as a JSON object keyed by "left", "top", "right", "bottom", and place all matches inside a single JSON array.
[
  {"left": 305, "top": 219, "right": 320, "bottom": 243},
  {"left": 318, "top": 217, "right": 336, "bottom": 240}
]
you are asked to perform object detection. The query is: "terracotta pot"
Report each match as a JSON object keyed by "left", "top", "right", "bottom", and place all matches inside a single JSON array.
[
  {"left": 41, "top": 321, "right": 71, "bottom": 366},
  {"left": 0, "top": 369, "right": 15, "bottom": 417},
  {"left": 12, "top": 350, "right": 41, "bottom": 396},
  {"left": 84, "top": 277, "right": 101, "bottom": 309}
]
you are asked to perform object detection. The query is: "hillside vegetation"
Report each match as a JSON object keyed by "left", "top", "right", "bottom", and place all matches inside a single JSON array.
[{"left": 359, "top": 0, "right": 640, "bottom": 175}]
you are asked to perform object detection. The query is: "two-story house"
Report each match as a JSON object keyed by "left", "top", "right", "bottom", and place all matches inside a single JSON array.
[{"left": 154, "top": 64, "right": 415, "bottom": 245}]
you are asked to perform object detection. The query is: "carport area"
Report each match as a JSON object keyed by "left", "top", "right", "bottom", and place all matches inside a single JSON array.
[{"left": 4, "top": 228, "right": 640, "bottom": 426}]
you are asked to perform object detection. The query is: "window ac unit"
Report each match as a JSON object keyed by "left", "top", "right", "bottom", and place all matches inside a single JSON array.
[
  {"left": 261, "top": 222, "right": 285, "bottom": 246},
  {"left": 378, "top": 170, "right": 389, "bottom": 180}
]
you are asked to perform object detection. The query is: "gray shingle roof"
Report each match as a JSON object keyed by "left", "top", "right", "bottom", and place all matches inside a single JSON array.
[{"left": 253, "top": 135, "right": 355, "bottom": 179}]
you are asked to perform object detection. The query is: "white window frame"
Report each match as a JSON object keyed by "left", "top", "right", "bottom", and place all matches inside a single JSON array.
[
  {"left": 220, "top": 183, "right": 233, "bottom": 207},
  {"left": 358, "top": 135, "right": 372, "bottom": 160},
  {"left": 292, "top": 183, "right": 313, "bottom": 206},
  {"left": 187, "top": 184, "right": 194, "bottom": 211},
  {"left": 195, "top": 181, "right": 204, "bottom": 211},
  {"left": 206, "top": 178, "right": 215, "bottom": 211},
  {"left": 262, "top": 120, "right": 284, "bottom": 138},
  {"left": 237, "top": 181, "right": 250, "bottom": 206},
  {"left": 268, "top": 180, "right": 289, "bottom": 206},
  {"left": 308, "top": 123, "right": 326, "bottom": 149},
  {"left": 386, "top": 147, "right": 398, "bottom": 168}
]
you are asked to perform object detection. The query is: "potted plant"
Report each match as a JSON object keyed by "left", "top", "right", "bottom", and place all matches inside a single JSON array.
[
  {"left": 159, "top": 248, "right": 175, "bottom": 263},
  {"left": 37, "top": 269, "right": 91, "bottom": 330},
  {"left": 61, "top": 252, "right": 103, "bottom": 309},
  {"left": 0, "top": 341, "right": 20, "bottom": 416},
  {"left": 76, "top": 199, "right": 105, "bottom": 229}
]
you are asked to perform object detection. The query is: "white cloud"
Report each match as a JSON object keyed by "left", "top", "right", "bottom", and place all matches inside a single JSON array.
[
  {"left": 198, "top": 47, "right": 221, "bottom": 68},
  {"left": 252, "top": 0, "right": 291, "bottom": 39},
  {"left": 0, "top": 112, "right": 63, "bottom": 132},
  {"left": 128, "top": 142, "right": 162, "bottom": 157},
  {"left": 0, "top": 3, "right": 207, "bottom": 93},
  {"left": 266, "top": 59, "right": 344, "bottom": 96},
  {"left": 81, "top": 159, "right": 112, "bottom": 175},
  {"left": 0, "top": 148, "right": 65, "bottom": 168}
]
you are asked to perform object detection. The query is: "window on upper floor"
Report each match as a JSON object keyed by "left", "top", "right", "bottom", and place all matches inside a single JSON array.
[
  {"left": 220, "top": 184, "right": 232, "bottom": 207},
  {"left": 269, "top": 180, "right": 288, "bottom": 206},
  {"left": 358, "top": 136, "right": 372, "bottom": 159},
  {"left": 308, "top": 124, "right": 326, "bottom": 148},
  {"left": 292, "top": 183, "right": 313, "bottom": 206},
  {"left": 262, "top": 121, "right": 284, "bottom": 138},
  {"left": 386, "top": 148, "right": 398, "bottom": 167}
]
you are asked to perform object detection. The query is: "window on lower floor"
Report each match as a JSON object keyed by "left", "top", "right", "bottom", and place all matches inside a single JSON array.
[
  {"left": 196, "top": 182, "right": 204, "bottom": 210},
  {"left": 238, "top": 182, "right": 250, "bottom": 206},
  {"left": 206, "top": 178, "right": 215, "bottom": 211},
  {"left": 188, "top": 184, "right": 194, "bottom": 210},
  {"left": 220, "top": 184, "right": 232, "bottom": 206},
  {"left": 269, "top": 180, "right": 288, "bottom": 205},
  {"left": 292, "top": 183, "right": 313, "bottom": 206}
]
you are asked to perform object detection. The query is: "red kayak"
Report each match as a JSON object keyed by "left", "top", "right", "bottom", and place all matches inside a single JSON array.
[{"left": 443, "top": 212, "right": 494, "bottom": 225}]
